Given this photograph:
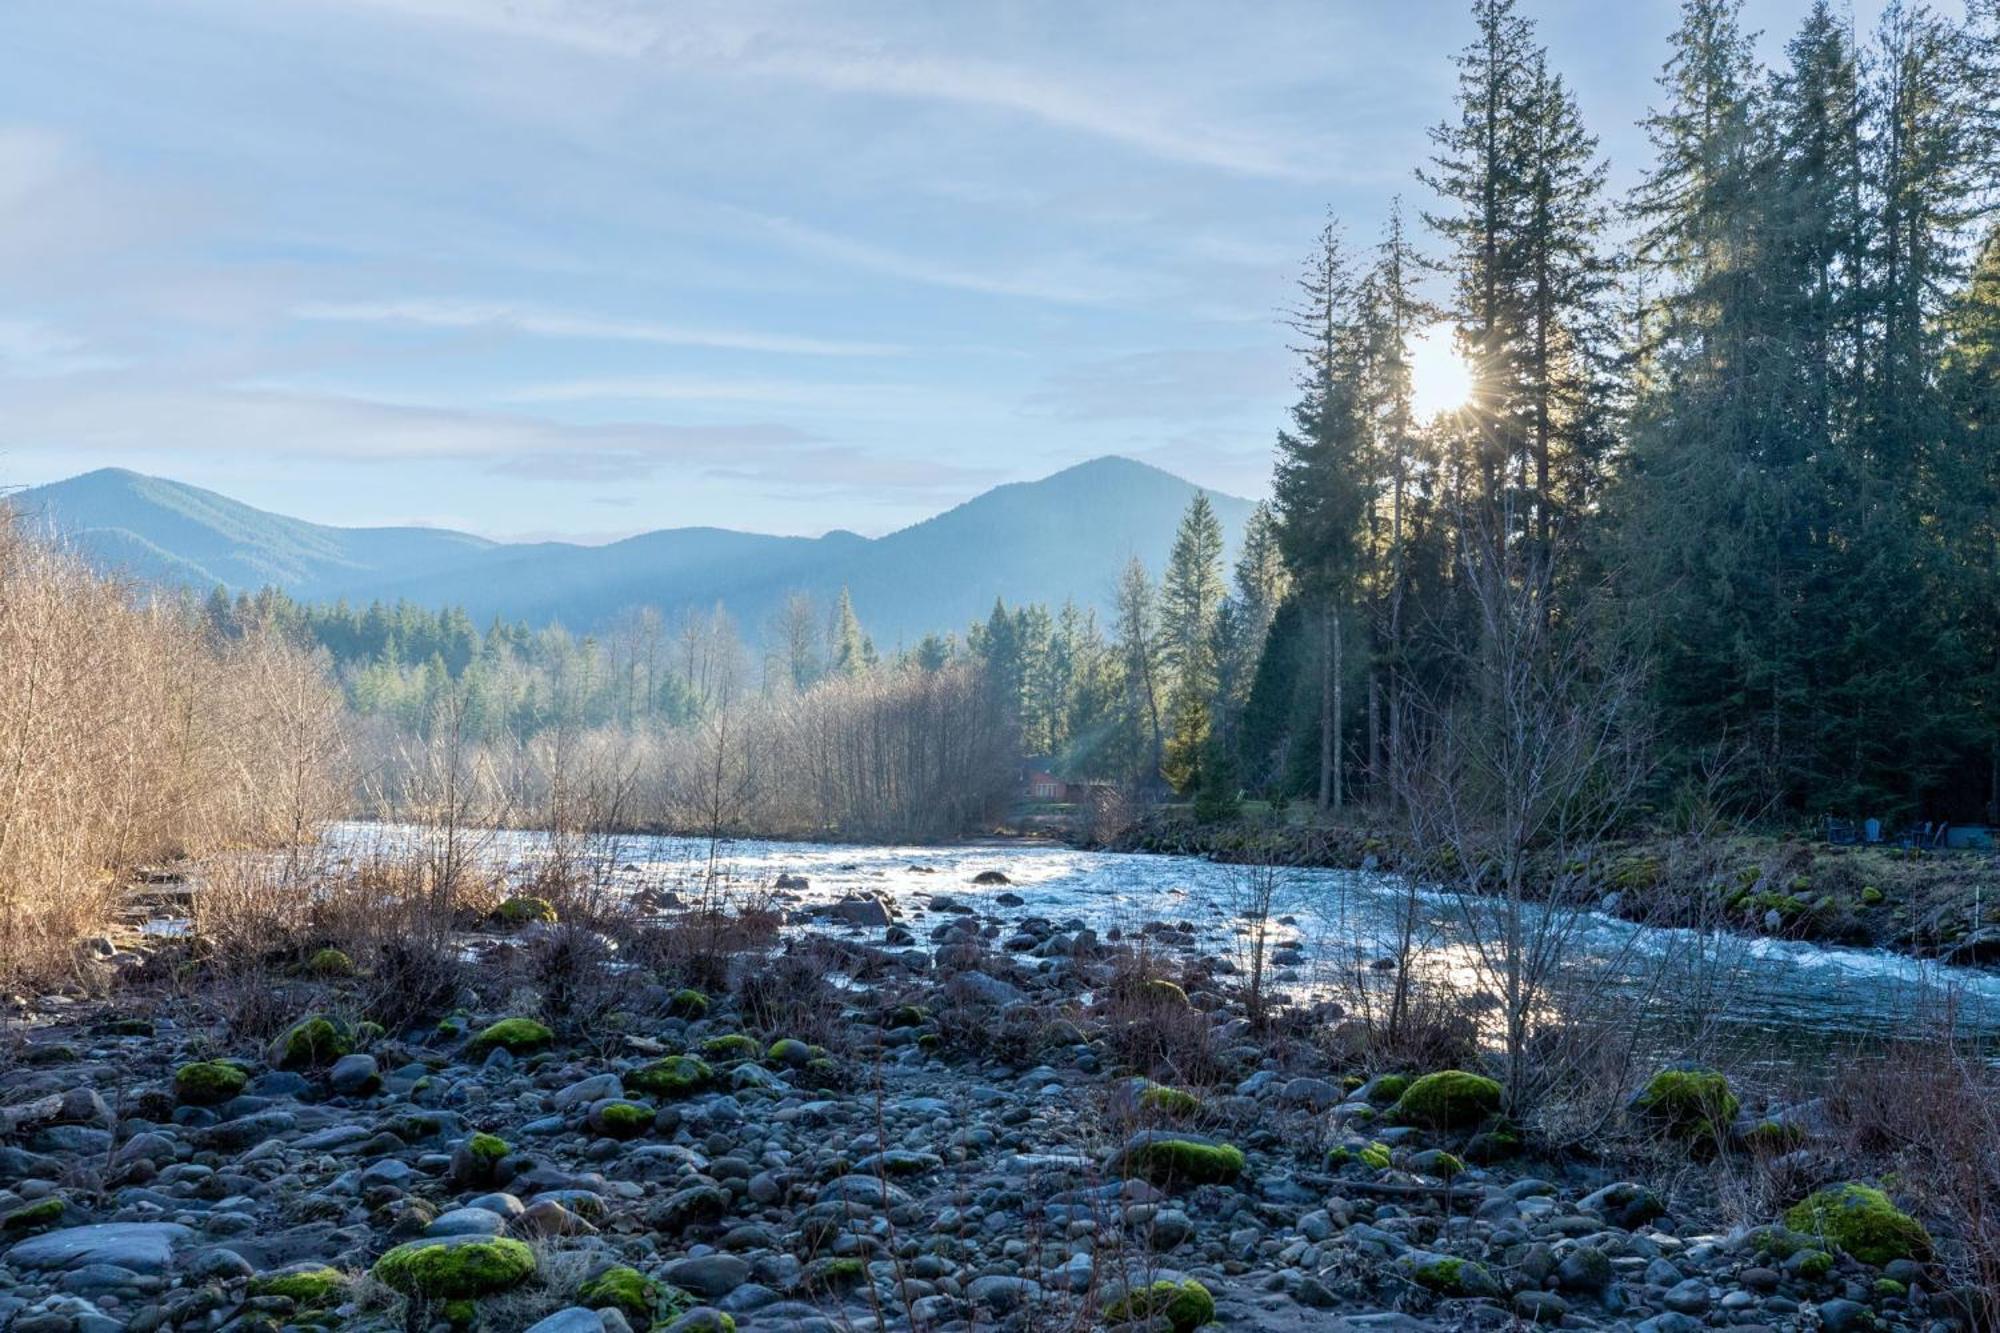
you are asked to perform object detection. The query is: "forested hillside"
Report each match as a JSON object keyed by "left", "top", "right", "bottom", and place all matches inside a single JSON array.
[{"left": 1215, "top": 0, "right": 2000, "bottom": 825}]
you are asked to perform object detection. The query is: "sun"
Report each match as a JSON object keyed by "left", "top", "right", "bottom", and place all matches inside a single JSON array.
[{"left": 1408, "top": 321, "right": 1474, "bottom": 419}]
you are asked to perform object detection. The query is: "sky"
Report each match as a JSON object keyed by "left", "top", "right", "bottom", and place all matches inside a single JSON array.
[{"left": 0, "top": 0, "right": 1900, "bottom": 541}]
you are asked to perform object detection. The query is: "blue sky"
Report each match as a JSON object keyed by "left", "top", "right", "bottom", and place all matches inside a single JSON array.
[{"left": 0, "top": 0, "right": 1895, "bottom": 539}]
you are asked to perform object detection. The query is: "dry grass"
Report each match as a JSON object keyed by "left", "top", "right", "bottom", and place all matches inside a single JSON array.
[{"left": 0, "top": 511, "right": 346, "bottom": 988}]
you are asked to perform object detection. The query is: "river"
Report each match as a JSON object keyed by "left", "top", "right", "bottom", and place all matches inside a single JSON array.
[{"left": 327, "top": 823, "right": 2000, "bottom": 1082}]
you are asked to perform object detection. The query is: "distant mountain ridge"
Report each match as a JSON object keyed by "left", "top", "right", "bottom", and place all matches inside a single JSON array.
[{"left": 12, "top": 458, "right": 1255, "bottom": 648}]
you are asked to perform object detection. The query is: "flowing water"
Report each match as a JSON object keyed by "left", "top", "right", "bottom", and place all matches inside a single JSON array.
[{"left": 327, "top": 823, "right": 2000, "bottom": 1082}]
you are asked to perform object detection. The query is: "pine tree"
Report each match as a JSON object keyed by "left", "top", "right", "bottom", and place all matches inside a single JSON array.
[
  {"left": 1272, "top": 224, "right": 1374, "bottom": 811},
  {"left": 1113, "top": 558, "right": 1165, "bottom": 787},
  {"left": 1160, "top": 495, "right": 1227, "bottom": 792}
]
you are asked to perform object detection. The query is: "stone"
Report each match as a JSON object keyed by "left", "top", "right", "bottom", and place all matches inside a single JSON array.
[
  {"left": 5, "top": 1224, "right": 193, "bottom": 1276},
  {"left": 524, "top": 1310, "right": 608, "bottom": 1333},
  {"left": 327, "top": 1053, "right": 381, "bottom": 1096},
  {"left": 662, "top": 1253, "right": 749, "bottom": 1298}
]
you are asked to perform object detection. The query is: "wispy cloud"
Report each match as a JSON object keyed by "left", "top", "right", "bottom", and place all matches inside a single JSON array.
[
  {"left": 500, "top": 374, "right": 911, "bottom": 407},
  {"left": 755, "top": 214, "right": 1139, "bottom": 305},
  {"left": 0, "top": 319, "right": 117, "bottom": 377},
  {"left": 295, "top": 298, "right": 902, "bottom": 357},
  {"left": 336, "top": 0, "right": 1321, "bottom": 179}
]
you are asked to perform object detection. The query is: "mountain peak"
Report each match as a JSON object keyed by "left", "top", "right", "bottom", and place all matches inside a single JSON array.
[{"left": 16, "top": 459, "right": 1257, "bottom": 647}]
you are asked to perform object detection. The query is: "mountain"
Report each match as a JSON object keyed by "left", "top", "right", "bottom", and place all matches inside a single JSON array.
[{"left": 12, "top": 458, "right": 1257, "bottom": 647}]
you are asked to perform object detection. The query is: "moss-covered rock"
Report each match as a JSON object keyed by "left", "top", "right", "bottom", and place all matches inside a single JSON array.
[
  {"left": 666, "top": 988, "right": 709, "bottom": 1019},
  {"left": 372, "top": 1237, "right": 535, "bottom": 1299},
  {"left": 1361, "top": 1073, "right": 1412, "bottom": 1106},
  {"left": 1139, "top": 978, "right": 1190, "bottom": 1007},
  {"left": 306, "top": 947, "right": 356, "bottom": 978},
  {"left": 1399, "top": 1252, "right": 1501, "bottom": 1297},
  {"left": 1390, "top": 1070, "right": 1502, "bottom": 1130},
  {"left": 1103, "top": 1279, "right": 1215, "bottom": 1331},
  {"left": 766, "top": 1038, "right": 815, "bottom": 1067},
  {"left": 576, "top": 1265, "right": 685, "bottom": 1322},
  {"left": 0, "top": 1197, "right": 65, "bottom": 1235},
  {"left": 270, "top": 1015, "right": 354, "bottom": 1070},
  {"left": 626, "top": 1055, "right": 714, "bottom": 1099},
  {"left": 1138, "top": 1084, "right": 1202, "bottom": 1118},
  {"left": 700, "top": 1034, "right": 760, "bottom": 1062},
  {"left": 805, "top": 1256, "right": 867, "bottom": 1290},
  {"left": 1117, "top": 1135, "right": 1245, "bottom": 1187},
  {"left": 1783, "top": 1184, "right": 1932, "bottom": 1266},
  {"left": 589, "top": 1100, "right": 653, "bottom": 1140},
  {"left": 493, "top": 895, "right": 557, "bottom": 927},
  {"left": 246, "top": 1266, "right": 349, "bottom": 1307},
  {"left": 1631, "top": 1066, "right": 1739, "bottom": 1139},
  {"left": 887, "top": 1004, "right": 929, "bottom": 1028},
  {"left": 173, "top": 1060, "right": 249, "bottom": 1105},
  {"left": 466, "top": 1017, "right": 552, "bottom": 1057}
]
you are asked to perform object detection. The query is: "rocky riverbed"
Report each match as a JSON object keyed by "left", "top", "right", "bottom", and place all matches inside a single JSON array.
[{"left": 0, "top": 872, "right": 1975, "bottom": 1332}]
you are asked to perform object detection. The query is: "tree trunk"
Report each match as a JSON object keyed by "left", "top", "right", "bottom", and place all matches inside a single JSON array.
[{"left": 1317, "top": 608, "right": 1334, "bottom": 814}]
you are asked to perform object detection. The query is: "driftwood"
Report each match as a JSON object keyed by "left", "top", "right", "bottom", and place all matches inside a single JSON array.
[{"left": 0, "top": 1094, "right": 64, "bottom": 1137}]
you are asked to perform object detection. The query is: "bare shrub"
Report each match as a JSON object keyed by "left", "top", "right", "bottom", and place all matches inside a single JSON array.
[
  {"left": 1822, "top": 1001, "right": 2000, "bottom": 1302},
  {"left": 0, "top": 511, "right": 344, "bottom": 987}
]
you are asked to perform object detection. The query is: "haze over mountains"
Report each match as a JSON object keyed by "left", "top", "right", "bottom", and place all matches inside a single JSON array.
[{"left": 13, "top": 458, "right": 1254, "bottom": 648}]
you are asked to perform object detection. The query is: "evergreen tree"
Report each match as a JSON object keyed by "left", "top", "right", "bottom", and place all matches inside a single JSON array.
[{"left": 1160, "top": 494, "right": 1228, "bottom": 792}]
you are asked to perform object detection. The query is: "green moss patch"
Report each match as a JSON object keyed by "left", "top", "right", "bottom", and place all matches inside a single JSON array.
[
  {"left": 577, "top": 1265, "right": 684, "bottom": 1322},
  {"left": 1632, "top": 1067, "right": 1739, "bottom": 1139},
  {"left": 1123, "top": 1137, "right": 1244, "bottom": 1187},
  {"left": 174, "top": 1059, "right": 249, "bottom": 1105},
  {"left": 700, "top": 1034, "right": 760, "bottom": 1062},
  {"left": 247, "top": 1266, "right": 349, "bottom": 1307},
  {"left": 271, "top": 1015, "right": 354, "bottom": 1070},
  {"left": 0, "top": 1197, "right": 65, "bottom": 1234},
  {"left": 463, "top": 1132, "right": 510, "bottom": 1165},
  {"left": 306, "top": 947, "right": 357, "bottom": 977},
  {"left": 1783, "top": 1184, "right": 1932, "bottom": 1266},
  {"left": 591, "top": 1101, "right": 652, "bottom": 1139},
  {"left": 493, "top": 895, "right": 557, "bottom": 927},
  {"left": 1390, "top": 1070, "right": 1502, "bottom": 1130},
  {"left": 373, "top": 1237, "right": 534, "bottom": 1300},
  {"left": 467, "top": 1017, "right": 553, "bottom": 1057},
  {"left": 1138, "top": 1084, "right": 1202, "bottom": 1118},
  {"left": 625, "top": 1055, "right": 714, "bottom": 1099},
  {"left": 1139, "top": 978, "right": 1190, "bottom": 1007},
  {"left": 667, "top": 988, "right": 709, "bottom": 1019},
  {"left": 1103, "top": 1279, "right": 1215, "bottom": 1331}
]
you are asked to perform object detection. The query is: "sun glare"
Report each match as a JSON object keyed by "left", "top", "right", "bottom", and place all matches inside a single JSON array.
[{"left": 1408, "top": 322, "right": 1474, "bottom": 419}]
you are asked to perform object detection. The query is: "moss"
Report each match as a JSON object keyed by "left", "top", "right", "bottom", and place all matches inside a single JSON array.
[
  {"left": 1743, "top": 1119, "right": 1808, "bottom": 1154},
  {"left": 808, "top": 1257, "right": 867, "bottom": 1289},
  {"left": 1126, "top": 1138, "right": 1245, "bottom": 1186},
  {"left": 1424, "top": 1151, "right": 1466, "bottom": 1178},
  {"left": 1874, "top": 1277, "right": 1907, "bottom": 1297},
  {"left": 1365, "top": 1073, "right": 1412, "bottom": 1105},
  {"left": 766, "top": 1037, "right": 814, "bottom": 1066},
  {"left": 887, "top": 1004, "right": 929, "bottom": 1028},
  {"left": 1138, "top": 1084, "right": 1202, "bottom": 1118},
  {"left": 467, "top": 1017, "right": 553, "bottom": 1057},
  {"left": 1104, "top": 1278, "right": 1216, "bottom": 1331},
  {"left": 0, "top": 1197, "right": 65, "bottom": 1234},
  {"left": 1861, "top": 886, "right": 1884, "bottom": 906},
  {"left": 1632, "top": 1067, "right": 1739, "bottom": 1139},
  {"left": 701, "top": 1034, "right": 760, "bottom": 1062},
  {"left": 1609, "top": 856, "right": 1663, "bottom": 891},
  {"left": 625, "top": 1055, "right": 714, "bottom": 1099},
  {"left": 174, "top": 1059, "right": 249, "bottom": 1105},
  {"left": 371, "top": 1237, "right": 535, "bottom": 1299},
  {"left": 306, "top": 947, "right": 356, "bottom": 978},
  {"left": 271, "top": 1015, "right": 354, "bottom": 1069},
  {"left": 464, "top": 1132, "right": 510, "bottom": 1165},
  {"left": 1358, "top": 1142, "right": 1392, "bottom": 1170},
  {"left": 576, "top": 1265, "right": 672, "bottom": 1321},
  {"left": 593, "top": 1101, "right": 652, "bottom": 1139},
  {"left": 1795, "top": 1249, "right": 1835, "bottom": 1280},
  {"left": 493, "top": 895, "right": 557, "bottom": 927},
  {"left": 1139, "top": 978, "right": 1190, "bottom": 1007},
  {"left": 247, "top": 1267, "right": 348, "bottom": 1307},
  {"left": 103, "top": 1017, "right": 154, "bottom": 1036},
  {"left": 1390, "top": 1070, "right": 1502, "bottom": 1130},
  {"left": 1783, "top": 1184, "right": 1932, "bottom": 1266},
  {"left": 667, "top": 988, "right": 709, "bottom": 1019},
  {"left": 1406, "top": 1254, "right": 1495, "bottom": 1295}
]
